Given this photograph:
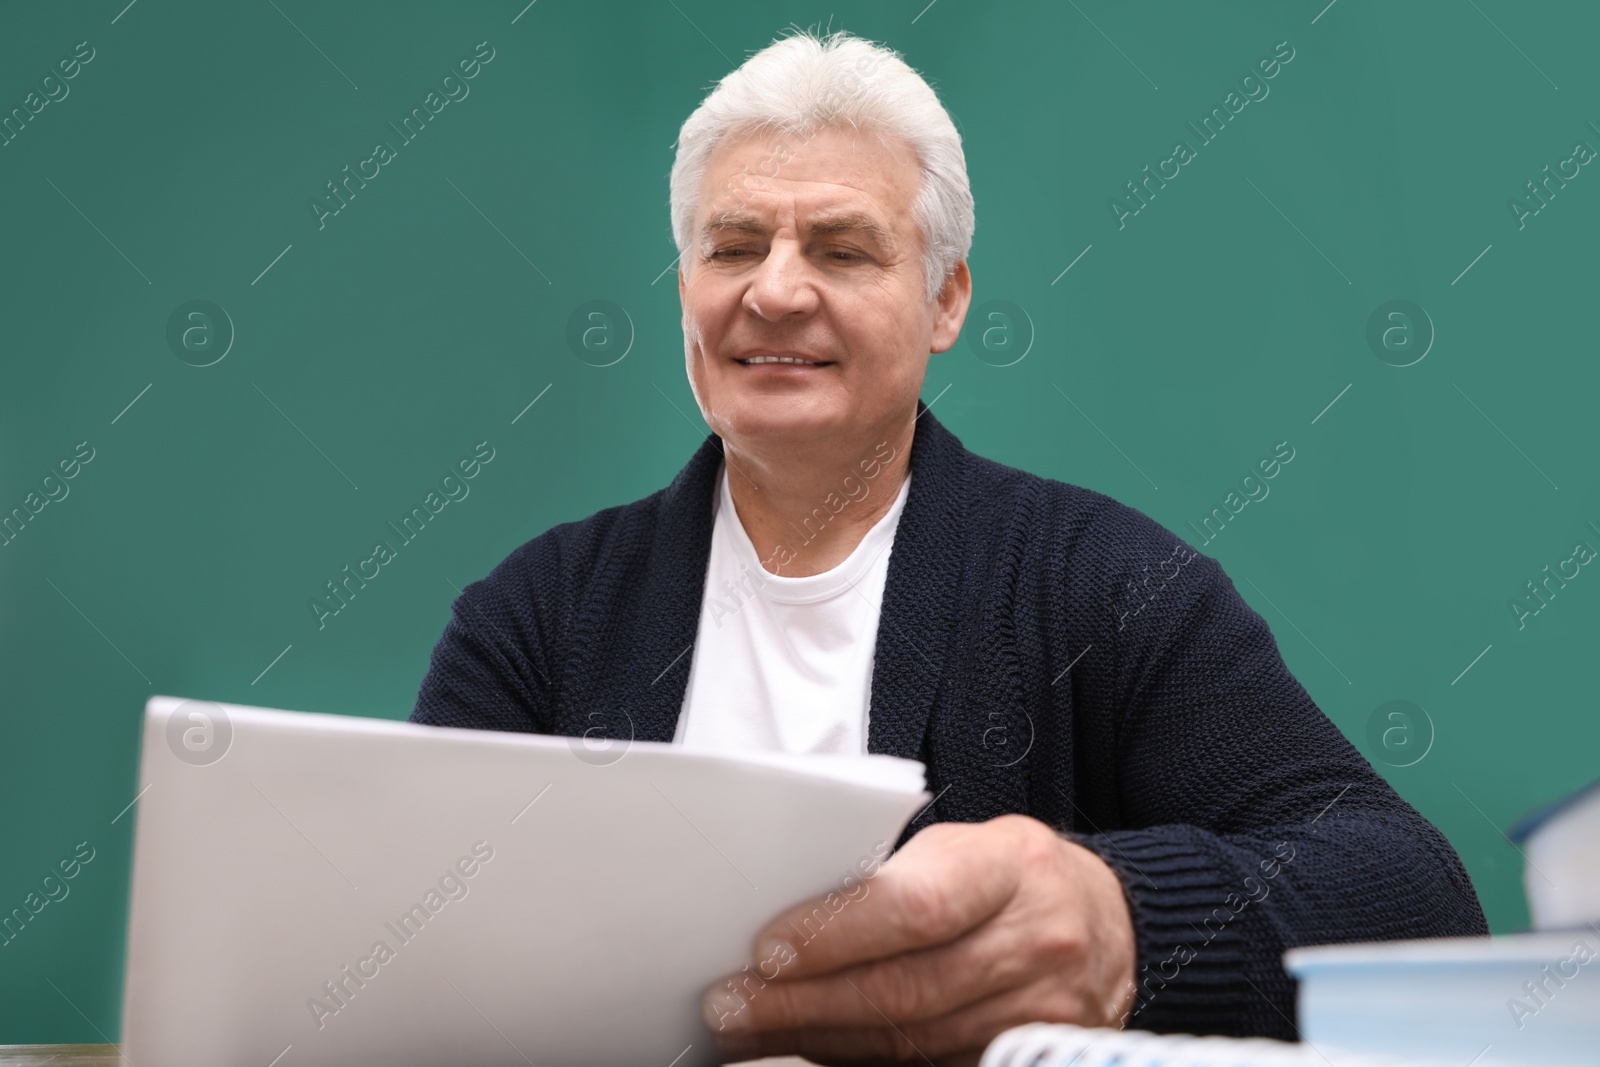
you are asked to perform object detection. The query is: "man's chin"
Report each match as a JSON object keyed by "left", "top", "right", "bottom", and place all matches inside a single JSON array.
[{"left": 713, "top": 395, "right": 846, "bottom": 448}]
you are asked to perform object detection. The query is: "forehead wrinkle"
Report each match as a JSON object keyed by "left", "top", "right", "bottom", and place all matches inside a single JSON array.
[{"left": 701, "top": 207, "right": 898, "bottom": 253}]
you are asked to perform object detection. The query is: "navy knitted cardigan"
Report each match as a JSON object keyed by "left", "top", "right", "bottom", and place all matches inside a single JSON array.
[{"left": 410, "top": 400, "right": 1486, "bottom": 1038}]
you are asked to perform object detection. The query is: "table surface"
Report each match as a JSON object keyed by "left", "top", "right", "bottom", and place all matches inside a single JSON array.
[
  {"left": 0, "top": 1049, "right": 121, "bottom": 1066},
  {"left": 0, "top": 1047, "right": 812, "bottom": 1066}
]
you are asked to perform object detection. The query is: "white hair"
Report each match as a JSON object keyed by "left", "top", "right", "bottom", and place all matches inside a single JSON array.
[{"left": 669, "top": 28, "right": 975, "bottom": 304}]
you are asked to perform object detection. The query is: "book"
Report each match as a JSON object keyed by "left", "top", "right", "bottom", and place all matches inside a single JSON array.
[
  {"left": 1285, "top": 932, "right": 1600, "bottom": 1066},
  {"left": 1511, "top": 777, "right": 1600, "bottom": 932}
]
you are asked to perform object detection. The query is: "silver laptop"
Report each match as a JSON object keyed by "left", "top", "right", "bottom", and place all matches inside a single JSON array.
[{"left": 121, "top": 695, "right": 926, "bottom": 1067}]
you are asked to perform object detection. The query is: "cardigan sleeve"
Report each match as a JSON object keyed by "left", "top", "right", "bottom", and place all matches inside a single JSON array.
[
  {"left": 409, "top": 549, "right": 559, "bottom": 734},
  {"left": 1063, "top": 505, "right": 1486, "bottom": 1038}
]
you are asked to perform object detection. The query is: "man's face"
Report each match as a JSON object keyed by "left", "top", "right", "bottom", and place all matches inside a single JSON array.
[{"left": 679, "top": 124, "right": 969, "bottom": 450}]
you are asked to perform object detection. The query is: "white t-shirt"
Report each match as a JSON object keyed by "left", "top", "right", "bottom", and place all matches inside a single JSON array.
[{"left": 673, "top": 460, "right": 911, "bottom": 755}]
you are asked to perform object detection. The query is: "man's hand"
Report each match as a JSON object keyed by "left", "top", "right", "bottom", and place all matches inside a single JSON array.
[{"left": 701, "top": 814, "right": 1137, "bottom": 1066}]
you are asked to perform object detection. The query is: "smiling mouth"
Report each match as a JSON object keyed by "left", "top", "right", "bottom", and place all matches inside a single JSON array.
[{"left": 736, "top": 355, "right": 833, "bottom": 366}]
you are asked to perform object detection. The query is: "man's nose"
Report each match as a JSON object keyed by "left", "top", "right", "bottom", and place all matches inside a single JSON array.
[{"left": 743, "top": 241, "right": 819, "bottom": 320}]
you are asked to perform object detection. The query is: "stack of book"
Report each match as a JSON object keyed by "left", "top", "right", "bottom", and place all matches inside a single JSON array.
[
  {"left": 978, "top": 780, "right": 1598, "bottom": 1067},
  {"left": 1285, "top": 778, "right": 1599, "bottom": 1066}
]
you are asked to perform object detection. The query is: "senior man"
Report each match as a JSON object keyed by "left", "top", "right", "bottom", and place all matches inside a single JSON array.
[{"left": 411, "top": 28, "right": 1485, "bottom": 1064}]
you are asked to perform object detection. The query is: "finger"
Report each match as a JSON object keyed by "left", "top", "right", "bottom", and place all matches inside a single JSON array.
[
  {"left": 713, "top": 901, "right": 1037, "bottom": 1033},
  {"left": 714, "top": 1019, "right": 939, "bottom": 1066},
  {"left": 892, "top": 976, "right": 1120, "bottom": 1051},
  {"left": 750, "top": 822, "right": 1020, "bottom": 980},
  {"left": 718, "top": 980, "right": 1092, "bottom": 1066}
]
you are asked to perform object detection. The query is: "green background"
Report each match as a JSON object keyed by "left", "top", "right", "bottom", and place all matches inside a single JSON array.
[{"left": 2, "top": 0, "right": 1595, "bottom": 1042}]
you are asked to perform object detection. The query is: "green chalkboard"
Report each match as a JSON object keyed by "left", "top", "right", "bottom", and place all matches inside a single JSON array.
[{"left": 2, "top": 0, "right": 1595, "bottom": 1043}]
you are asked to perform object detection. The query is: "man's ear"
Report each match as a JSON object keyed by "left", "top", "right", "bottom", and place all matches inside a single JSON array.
[{"left": 930, "top": 259, "right": 972, "bottom": 354}]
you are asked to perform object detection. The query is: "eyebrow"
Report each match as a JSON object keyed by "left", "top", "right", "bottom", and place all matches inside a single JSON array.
[{"left": 702, "top": 209, "right": 896, "bottom": 252}]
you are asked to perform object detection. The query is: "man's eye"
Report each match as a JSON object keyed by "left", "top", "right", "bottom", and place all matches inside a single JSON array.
[{"left": 709, "top": 247, "right": 863, "bottom": 262}]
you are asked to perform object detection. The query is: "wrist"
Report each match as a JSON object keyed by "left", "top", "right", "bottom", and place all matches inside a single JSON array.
[{"left": 1059, "top": 831, "right": 1138, "bottom": 1024}]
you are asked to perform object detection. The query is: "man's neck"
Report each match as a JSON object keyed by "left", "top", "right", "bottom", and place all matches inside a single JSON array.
[{"left": 723, "top": 413, "right": 915, "bottom": 577}]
